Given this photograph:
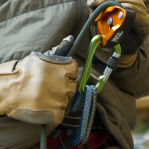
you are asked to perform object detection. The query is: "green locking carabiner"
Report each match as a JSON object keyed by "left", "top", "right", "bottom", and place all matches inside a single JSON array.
[
  {"left": 79, "top": 35, "right": 121, "bottom": 95},
  {"left": 79, "top": 34, "right": 101, "bottom": 95}
]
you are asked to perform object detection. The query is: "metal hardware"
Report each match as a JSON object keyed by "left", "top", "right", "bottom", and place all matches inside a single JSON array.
[
  {"left": 107, "top": 17, "right": 113, "bottom": 25},
  {"left": 118, "top": 12, "right": 123, "bottom": 19}
]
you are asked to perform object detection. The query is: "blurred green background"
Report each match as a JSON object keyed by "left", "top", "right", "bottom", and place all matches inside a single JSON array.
[{"left": 132, "top": 96, "right": 149, "bottom": 149}]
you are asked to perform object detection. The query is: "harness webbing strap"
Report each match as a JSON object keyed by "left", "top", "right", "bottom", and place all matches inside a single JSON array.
[
  {"left": 62, "top": 85, "right": 97, "bottom": 147},
  {"left": 81, "top": 85, "right": 97, "bottom": 145},
  {"left": 71, "top": 90, "right": 83, "bottom": 112},
  {"left": 71, "top": 85, "right": 93, "bottom": 146}
]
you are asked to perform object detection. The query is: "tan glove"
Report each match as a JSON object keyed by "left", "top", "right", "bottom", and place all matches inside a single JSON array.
[
  {"left": 0, "top": 52, "right": 78, "bottom": 125},
  {"left": 87, "top": 0, "right": 149, "bottom": 68}
]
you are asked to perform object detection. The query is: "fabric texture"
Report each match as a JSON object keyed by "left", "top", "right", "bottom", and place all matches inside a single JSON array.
[
  {"left": 0, "top": 115, "right": 55, "bottom": 149},
  {"left": 0, "top": 0, "right": 149, "bottom": 149},
  {"left": 34, "top": 131, "right": 112, "bottom": 149},
  {"left": 0, "top": 0, "right": 79, "bottom": 64}
]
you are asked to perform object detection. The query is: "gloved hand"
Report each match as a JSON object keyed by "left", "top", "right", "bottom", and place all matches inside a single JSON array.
[
  {"left": 87, "top": 0, "right": 149, "bottom": 67},
  {"left": 0, "top": 52, "right": 78, "bottom": 125}
]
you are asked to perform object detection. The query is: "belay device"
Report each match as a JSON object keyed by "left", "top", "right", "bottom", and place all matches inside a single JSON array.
[{"left": 40, "top": 0, "right": 136, "bottom": 148}]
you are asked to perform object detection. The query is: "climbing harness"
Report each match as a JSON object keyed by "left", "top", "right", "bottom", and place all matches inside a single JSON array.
[{"left": 40, "top": 0, "right": 136, "bottom": 148}]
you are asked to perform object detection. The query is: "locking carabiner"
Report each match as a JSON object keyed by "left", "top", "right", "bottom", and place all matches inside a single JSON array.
[{"left": 79, "top": 35, "right": 121, "bottom": 95}]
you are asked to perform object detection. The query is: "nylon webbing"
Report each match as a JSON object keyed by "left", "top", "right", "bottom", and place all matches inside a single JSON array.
[
  {"left": 65, "top": 85, "right": 97, "bottom": 147},
  {"left": 71, "top": 85, "right": 93, "bottom": 146},
  {"left": 81, "top": 85, "right": 97, "bottom": 145}
]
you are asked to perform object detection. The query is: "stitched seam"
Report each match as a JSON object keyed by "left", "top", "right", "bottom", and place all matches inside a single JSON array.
[{"left": 0, "top": 0, "right": 75, "bottom": 23}]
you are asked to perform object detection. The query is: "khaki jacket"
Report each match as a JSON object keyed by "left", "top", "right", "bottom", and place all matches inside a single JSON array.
[{"left": 0, "top": 0, "right": 149, "bottom": 149}]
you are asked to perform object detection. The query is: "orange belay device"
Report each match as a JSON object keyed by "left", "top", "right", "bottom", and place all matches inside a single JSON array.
[{"left": 95, "top": 6, "right": 136, "bottom": 48}]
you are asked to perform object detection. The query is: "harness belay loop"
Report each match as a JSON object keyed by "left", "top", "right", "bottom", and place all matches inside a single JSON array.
[{"left": 67, "top": 85, "right": 97, "bottom": 146}]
